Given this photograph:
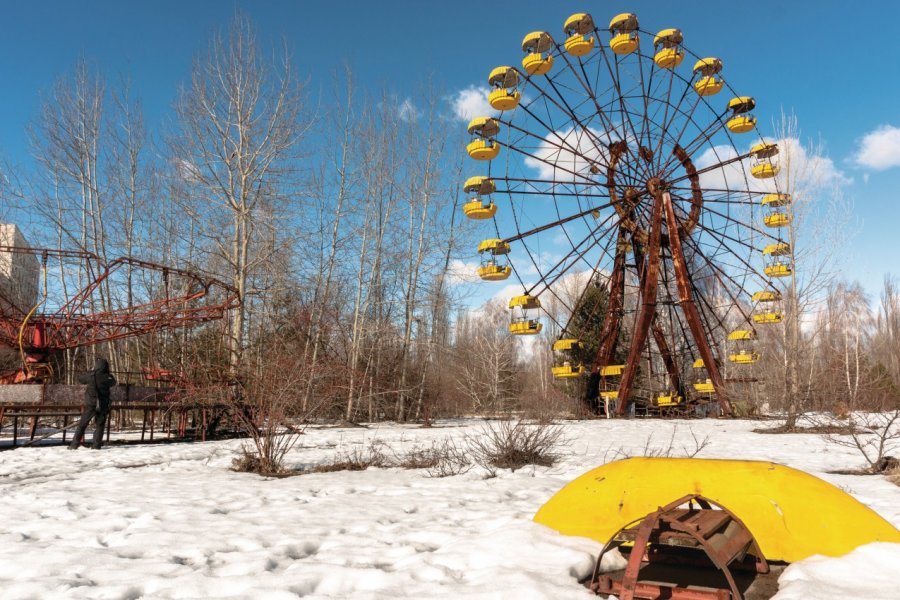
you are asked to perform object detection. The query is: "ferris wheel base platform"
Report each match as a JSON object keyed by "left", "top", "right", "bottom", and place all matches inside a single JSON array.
[{"left": 534, "top": 457, "right": 900, "bottom": 564}]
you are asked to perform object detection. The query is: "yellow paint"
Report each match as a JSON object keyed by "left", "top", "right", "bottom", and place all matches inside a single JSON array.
[
  {"left": 753, "top": 311, "right": 785, "bottom": 324},
  {"left": 694, "top": 76, "right": 723, "bottom": 96},
  {"left": 609, "top": 32, "right": 638, "bottom": 55},
  {"left": 508, "top": 294, "right": 540, "bottom": 310},
  {"left": 751, "top": 162, "right": 780, "bottom": 179},
  {"left": 466, "top": 139, "right": 500, "bottom": 160},
  {"left": 752, "top": 290, "right": 781, "bottom": 303},
  {"left": 654, "top": 47, "right": 684, "bottom": 68},
  {"left": 727, "top": 115, "right": 756, "bottom": 133},
  {"left": 462, "top": 200, "right": 497, "bottom": 220},
  {"left": 599, "top": 364, "right": 625, "bottom": 377},
  {"left": 551, "top": 364, "right": 585, "bottom": 378},
  {"left": 534, "top": 457, "right": 900, "bottom": 563},
  {"left": 564, "top": 34, "right": 594, "bottom": 57},
  {"left": 477, "top": 238, "right": 510, "bottom": 255},
  {"left": 464, "top": 176, "right": 496, "bottom": 195},
  {"left": 477, "top": 264, "right": 511, "bottom": 281},
  {"left": 509, "top": 320, "right": 542, "bottom": 335},
  {"left": 522, "top": 53, "right": 553, "bottom": 75},
  {"left": 488, "top": 88, "right": 520, "bottom": 111},
  {"left": 764, "top": 212, "right": 791, "bottom": 227},
  {"left": 552, "top": 338, "right": 581, "bottom": 352},
  {"left": 765, "top": 263, "right": 793, "bottom": 278}
]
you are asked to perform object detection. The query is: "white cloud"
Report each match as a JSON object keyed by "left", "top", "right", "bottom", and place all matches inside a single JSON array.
[
  {"left": 447, "top": 259, "right": 480, "bottom": 286},
  {"left": 853, "top": 125, "right": 900, "bottom": 171},
  {"left": 450, "top": 86, "right": 495, "bottom": 122},
  {"left": 694, "top": 137, "right": 849, "bottom": 192},
  {"left": 523, "top": 126, "right": 621, "bottom": 182},
  {"left": 397, "top": 98, "right": 419, "bottom": 122}
]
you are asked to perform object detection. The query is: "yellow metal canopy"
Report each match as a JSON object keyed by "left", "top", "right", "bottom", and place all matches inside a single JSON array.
[
  {"left": 608, "top": 12, "right": 638, "bottom": 32},
  {"left": 534, "top": 457, "right": 900, "bottom": 563},
  {"left": 653, "top": 28, "right": 683, "bottom": 47},
  {"left": 693, "top": 57, "right": 723, "bottom": 75},
  {"left": 552, "top": 338, "right": 581, "bottom": 352},
  {"left": 467, "top": 117, "right": 500, "bottom": 137},
  {"left": 477, "top": 238, "right": 510, "bottom": 255},
  {"left": 751, "top": 142, "right": 779, "bottom": 159},
  {"left": 488, "top": 66, "right": 519, "bottom": 89},
  {"left": 521, "top": 31, "right": 554, "bottom": 53},
  {"left": 509, "top": 294, "right": 540, "bottom": 310},
  {"left": 761, "top": 193, "right": 791, "bottom": 206},
  {"left": 464, "top": 175, "right": 495, "bottom": 195},
  {"left": 564, "top": 13, "right": 594, "bottom": 35},
  {"left": 752, "top": 290, "right": 782, "bottom": 303},
  {"left": 727, "top": 96, "right": 756, "bottom": 113},
  {"left": 727, "top": 329, "right": 756, "bottom": 341},
  {"left": 763, "top": 242, "right": 791, "bottom": 256}
]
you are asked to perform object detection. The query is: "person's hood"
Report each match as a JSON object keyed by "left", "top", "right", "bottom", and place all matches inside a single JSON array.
[{"left": 94, "top": 358, "right": 109, "bottom": 373}]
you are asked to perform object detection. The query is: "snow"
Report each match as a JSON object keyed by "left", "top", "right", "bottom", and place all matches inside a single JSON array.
[{"left": 1, "top": 418, "right": 899, "bottom": 599}]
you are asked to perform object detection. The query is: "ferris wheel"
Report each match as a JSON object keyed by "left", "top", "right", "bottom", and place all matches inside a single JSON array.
[{"left": 463, "top": 11, "right": 793, "bottom": 416}]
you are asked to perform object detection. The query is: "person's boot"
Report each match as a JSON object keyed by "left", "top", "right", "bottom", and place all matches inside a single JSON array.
[{"left": 68, "top": 443, "right": 79, "bottom": 450}]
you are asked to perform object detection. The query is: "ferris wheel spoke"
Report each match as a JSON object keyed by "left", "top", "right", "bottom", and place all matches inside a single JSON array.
[
  {"left": 686, "top": 226, "right": 771, "bottom": 292},
  {"left": 527, "top": 214, "right": 618, "bottom": 298},
  {"left": 692, "top": 200, "right": 780, "bottom": 245},
  {"left": 679, "top": 235, "right": 757, "bottom": 329},
  {"left": 502, "top": 200, "right": 616, "bottom": 244},
  {"left": 557, "top": 50, "right": 648, "bottom": 173}
]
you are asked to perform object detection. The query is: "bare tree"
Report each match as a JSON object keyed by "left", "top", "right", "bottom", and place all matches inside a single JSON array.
[{"left": 169, "top": 15, "right": 308, "bottom": 372}]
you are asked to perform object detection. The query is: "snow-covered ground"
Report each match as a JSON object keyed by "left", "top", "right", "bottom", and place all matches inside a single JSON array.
[{"left": 1, "top": 418, "right": 899, "bottom": 599}]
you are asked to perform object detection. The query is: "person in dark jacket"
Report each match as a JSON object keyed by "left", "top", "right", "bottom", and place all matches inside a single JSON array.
[{"left": 69, "top": 358, "right": 116, "bottom": 450}]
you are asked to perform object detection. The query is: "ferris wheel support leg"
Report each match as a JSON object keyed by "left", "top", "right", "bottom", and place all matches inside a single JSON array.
[
  {"left": 616, "top": 196, "right": 664, "bottom": 416},
  {"left": 592, "top": 230, "right": 628, "bottom": 371},
  {"left": 651, "top": 318, "right": 682, "bottom": 396},
  {"left": 662, "top": 192, "right": 732, "bottom": 416}
]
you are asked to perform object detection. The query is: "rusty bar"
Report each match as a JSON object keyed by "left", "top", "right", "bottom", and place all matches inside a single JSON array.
[
  {"left": 662, "top": 192, "right": 731, "bottom": 415},
  {"left": 616, "top": 192, "right": 664, "bottom": 415}
]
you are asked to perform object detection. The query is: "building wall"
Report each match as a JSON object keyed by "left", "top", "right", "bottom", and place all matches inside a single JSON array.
[{"left": 0, "top": 224, "right": 40, "bottom": 314}]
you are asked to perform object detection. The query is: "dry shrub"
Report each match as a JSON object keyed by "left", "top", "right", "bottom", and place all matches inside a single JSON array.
[
  {"left": 466, "top": 419, "right": 566, "bottom": 475},
  {"left": 887, "top": 465, "right": 900, "bottom": 487},
  {"left": 299, "top": 437, "right": 471, "bottom": 477},
  {"left": 608, "top": 426, "right": 711, "bottom": 460}
]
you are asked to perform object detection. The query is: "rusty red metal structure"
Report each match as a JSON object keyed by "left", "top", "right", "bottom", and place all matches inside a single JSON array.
[
  {"left": 0, "top": 245, "right": 239, "bottom": 383},
  {"left": 472, "top": 15, "right": 787, "bottom": 415},
  {"left": 591, "top": 494, "right": 770, "bottom": 600}
]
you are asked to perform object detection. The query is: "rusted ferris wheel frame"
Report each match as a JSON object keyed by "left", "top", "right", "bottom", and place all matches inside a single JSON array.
[
  {"left": 467, "top": 15, "right": 787, "bottom": 414},
  {"left": 0, "top": 245, "right": 239, "bottom": 382}
]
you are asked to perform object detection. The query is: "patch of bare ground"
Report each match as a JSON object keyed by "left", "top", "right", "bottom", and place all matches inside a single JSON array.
[
  {"left": 827, "top": 456, "right": 899, "bottom": 477},
  {"left": 752, "top": 424, "right": 868, "bottom": 435}
]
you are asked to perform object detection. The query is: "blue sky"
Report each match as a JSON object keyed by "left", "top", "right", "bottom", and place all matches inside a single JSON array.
[{"left": 2, "top": 0, "right": 900, "bottom": 300}]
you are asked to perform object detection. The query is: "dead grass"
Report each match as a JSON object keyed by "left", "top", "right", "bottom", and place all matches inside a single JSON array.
[{"left": 465, "top": 419, "right": 566, "bottom": 476}]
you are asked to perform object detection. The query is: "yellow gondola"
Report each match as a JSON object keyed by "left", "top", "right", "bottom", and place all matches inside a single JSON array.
[
  {"left": 552, "top": 364, "right": 585, "bottom": 378},
  {"left": 726, "top": 96, "right": 756, "bottom": 133},
  {"left": 761, "top": 193, "right": 791, "bottom": 228},
  {"left": 522, "top": 32, "right": 554, "bottom": 75},
  {"left": 477, "top": 238, "right": 511, "bottom": 282},
  {"left": 462, "top": 176, "right": 497, "bottom": 219},
  {"left": 750, "top": 142, "right": 780, "bottom": 179},
  {"left": 751, "top": 290, "right": 782, "bottom": 303},
  {"left": 552, "top": 338, "right": 582, "bottom": 352},
  {"left": 729, "top": 351, "right": 760, "bottom": 364},
  {"left": 600, "top": 364, "right": 625, "bottom": 377},
  {"left": 563, "top": 13, "right": 595, "bottom": 57},
  {"left": 552, "top": 337, "right": 584, "bottom": 378},
  {"left": 466, "top": 117, "right": 501, "bottom": 160},
  {"left": 509, "top": 294, "right": 542, "bottom": 335},
  {"left": 727, "top": 329, "right": 757, "bottom": 341},
  {"left": 487, "top": 66, "right": 521, "bottom": 111},
  {"left": 653, "top": 28, "right": 684, "bottom": 68},
  {"left": 752, "top": 289, "right": 785, "bottom": 324},
  {"left": 608, "top": 13, "right": 639, "bottom": 55},
  {"left": 693, "top": 57, "right": 724, "bottom": 96},
  {"left": 765, "top": 263, "right": 793, "bottom": 278},
  {"left": 656, "top": 393, "right": 683, "bottom": 407},
  {"left": 693, "top": 380, "right": 716, "bottom": 393},
  {"left": 728, "top": 329, "right": 759, "bottom": 363}
]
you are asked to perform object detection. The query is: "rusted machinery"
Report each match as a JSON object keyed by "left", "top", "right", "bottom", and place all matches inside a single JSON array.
[
  {"left": 0, "top": 242, "right": 240, "bottom": 446},
  {"left": 536, "top": 458, "right": 900, "bottom": 599}
]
